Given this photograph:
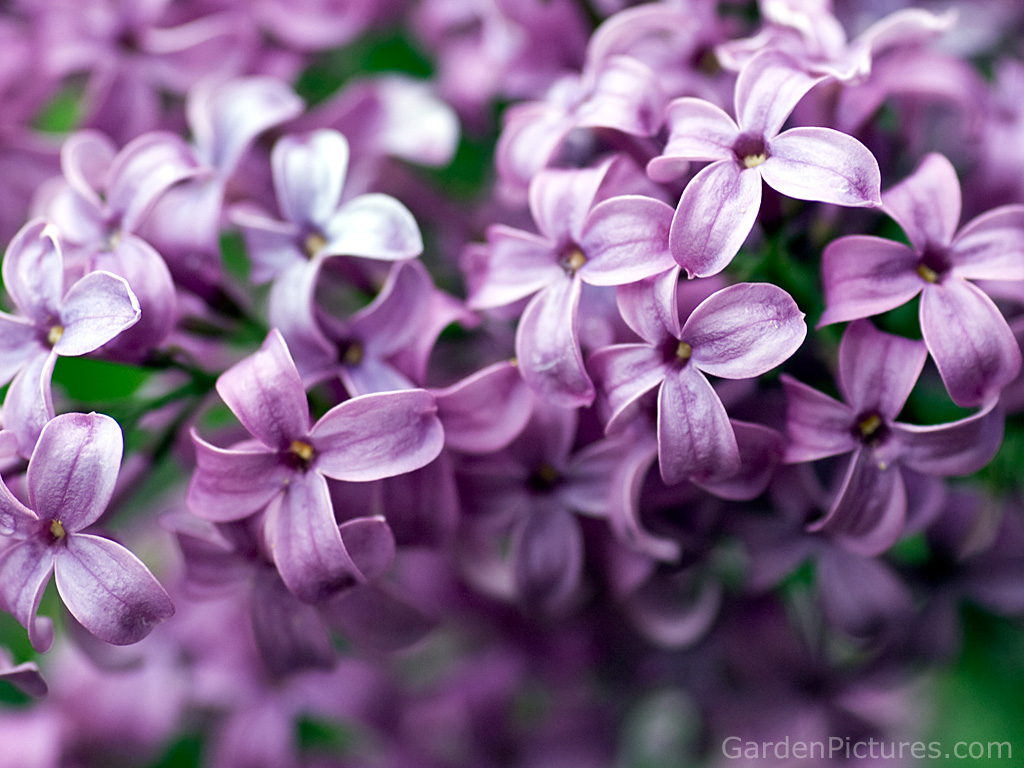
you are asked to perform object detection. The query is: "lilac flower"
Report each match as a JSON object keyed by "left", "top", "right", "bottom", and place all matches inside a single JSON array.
[
  {"left": 590, "top": 270, "right": 806, "bottom": 484},
  {"left": 821, "top": 153, "right": 1024, "bottom": 406},
  {"left": 0, "top": 647, "right": 47, "bottom": 697},
  {"left": 783, "top": 320, "right": 1003, "bottom": 555},
  {"left": 648, "top": 50, "right": 882, "bottom": 277},
  {"left": 0, "top": 220, "right": 140, "bottom": 454},
  {"left": 188, "top": 329, "right": 444, "bottom": 603},
  {"left": 0, "top": 412, "right": 174, "bottom": 652}
]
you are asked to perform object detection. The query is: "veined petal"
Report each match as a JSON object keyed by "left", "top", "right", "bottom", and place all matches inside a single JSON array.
[
  {"left": 734, "top": 50, "right": 826, "bottom": 137},
  {"left": 187, "top": 432, "right": 289, "bottom": 521},
  {"left": 311, "top": 389, "right": 444, "bottom": 481},
  {"left": 683, "top": 282, "right": 806, "bottom": 379},
  {"left": 657, "top": 367, "right": 740, "bottom": 485},
  {"left": 3, "top": 350, "right": 56, "bottom": 459},
  {"left": 837, "top": 319, "right": 927, "bottom": 417},
  {"left": 272, "top": 129, "right": 349, "bottom": 229},
  {"left": 529, "top": 160, "right": 613, "bottom": 245},
  {"left": 762, "top": 127, "right": 882, "bottom": 207},
  {"left": 920, "top": 280, "right": 1022, "bottom": 407},
  {"left": 615, "top": 267, "right": 681, "bottom": 344},
  {"left": 0, "top": 476, "right": 38, "bottom": 538},
  {"left": 267, "top": 260, "right": 336, "bottom": 383},
  {"left": 589, "top": 343, "right": 668, "bottom": 433},
  {"left": 0, "top": 540, "right": 55, "bottom": 652},
  {"left": 433, "top": 360, "right": 534, "bottom": 454},
  {"left": 3, "top": 220, "right": 63, "bottom": 325},
  {"left": 669, "top": 160, "right": 762, "bottom": 278},
  {"left": 348, "top": 260, "right": 433, "bottom": 358},
  {"left": 819, "top": 235, "right": 922, "bottom": 326},
  {"left": 893, "top": 399, "right": 1003, "bottom": 476},
  {"left": 55, "top": 534, "right": 174, "bottom": 645},
  {"left": 55, "top": 271, "right": 140, "bottom": 356},
  {"left": 216, "top": 329, "right": 310, "bottom": 450},
  {"left": 579, "top": 195, "right": 675, "bottom": 286},
  {"left": 341, "top": 357, "right": 415, "bottom": 397},
  {"left": 515, "top": 278, "right": 595, "bottom": 408},
  {"left": 655, "top": 98, "right": 738, "bottom": 163},
  {"left": 950, "top": 205, "right": 1024, "bottom": 281},
  {"left": 468, "top": 225, "right": 561, "bottom": 310},
  {"left": 322, "top": 193, "right": 422, "bottom": 261},
  {"left": 781, "top": 375, "right": 856, "bottom": 462},
  {"left": 0, "top": 312, "right": 41, "bottom": 387},
  {"left": 882, "top": 152, "right": 960, "bottom": 251}
]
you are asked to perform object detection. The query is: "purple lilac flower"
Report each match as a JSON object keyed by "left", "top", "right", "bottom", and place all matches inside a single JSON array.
[
  {"left": 0, "top": 412, "right": 174, "bottom": 652},
  {"left": 649, "top": 49, "right": 882, "bottom": 277},
  {"left": 783, "top": 320, "right": 1003, "bottom": 555},
  {"left": 821, "top": 152, "right": 1024, "bottom": 406},
  {"left": 0, "top": 646, "right": 47, "bottom": 697}
]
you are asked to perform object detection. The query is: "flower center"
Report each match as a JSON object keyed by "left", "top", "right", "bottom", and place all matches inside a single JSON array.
[
  {"left": 916, "top": 242, "right": 951, "bottom": 283},
  {"left": 340, "top": 340, "right": 364, "bottom": 366},
  {"left": 559, "top": 245, "right": 587, "bottom": 276},
  {"left": 528, "top": 464, "right": 560, "bottom": 493},
  {"left": 675, "top": 341, "right": 692, "bottom": 361},
  {"left": 852, "top": 410, "right": 889, "bottom": 447},
  {"left": 283, "top": 439, "right": 316, "bottom": 471},
  {"left": 49, "top": 520, "right": 66, "bottom": 540},
  {"left": 47, "top": 325, "right": 65, "bottom": 347},
  {"left": 303, "top": 231, "right": 327, "bottom": 258},
  {"left": 733, "top": 132, "right": 769, "bottom": 169}
]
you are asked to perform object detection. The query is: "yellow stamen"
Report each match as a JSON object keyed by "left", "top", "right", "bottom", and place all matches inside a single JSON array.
[
  {"left": 676, "top": 341, "right": 692, "bottom": 361},
  {"left": 743, "top": 153, "right": 767, "bottom": 169},
  {"left": 49, "top": 520, "right": 66, "bottom": 540},
  {"left": 535, "top": 464, "right": 558, "bottom": 485},
  {"left": 916, "top": 263, "right": 939, "bottom": 283},
  {"left": 342, "top": 342, "right": 364, "bottom": 366},
  {"left": 288, "top": 440, "right": 315, "bottom": 462},
  {"left": 563, "top": 247, "right": 587, "bottom": 275},
  {"left": 303, "top": 232, "right": 327, "bottom": 258},
  {"left": 857, "top": 412, "right": 883, "bottom": 440},
  {"left": 47, "top": 325, "right": 65, "bottom": 346}
]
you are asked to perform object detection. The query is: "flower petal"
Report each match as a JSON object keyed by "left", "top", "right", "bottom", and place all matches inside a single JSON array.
[
  {"left": 762, "top": 127, "right": 882, "bottom": 207},
  {"left": 250, "top": 566, "right": 334, "bottom": 678},
  {"left": 781, "top": 375, "right": 856, "bottom": 462},
  {"left": 272, "top": 129, "right": 349, "bottom": 229},
  {"left": 655, "top": 97, "right": 738, "bottom": 163},
  {"left": 893, "top": 399, "right": 1003, "bottom": 477},
  {"left": 0, "top": 540, "right": 54, "bottom": 652},
  {"left": 579, "top": 195, "right": 676, "bottom": 286},
  {"left": 187, "top": 432, "right": 288, "bottom": 521},
  {"left": 529, "top": 160, "right": 612, "bottom": 244},
  {"left": 322, "top": 193, "right": 422, "bottom": 261},
  {"left": 433, "top": 360, "right": 534, "bottom": 454},
  {"left": 267, "top": 260, "right": 337, "bottom": 382},
  {"left": 881, "top": 152, "right": 960, "bottom": 251},
  {"left": 468, "top": 225, "right": 561, "bottom": 310},
  {"left": 950, "top": 205, "right": 1024, "bottom": 281},
  {"left": 837, "top": 319, "right": 927, "bottom": 417},
  {"left": 54, "top": 271, "right": 140, "bottom": 356},
  {"left": 54, "top": 533, "right": 174, "bottom": 645},
  {"left": 819, "top": 235, "right": 922, "bottom": 326},
  {"left": 0, "top": 312, "right": 41, "bottom": 387},
  {"left": 513, "top": 504, "right": 583, "bottom": 614},
  {"left": 734, "top": 50, "right": 825, "bottom": 137},
  {"left": 589, "top": 343, "right": 668, "bottom": 433},
  {"left": 2, "top": 220, "right": 63, "bottom": 324},
  {"left": 3, "top": 350, "right": 56, "bottom": 459},
  {"left": 615, "top": 267, "right": 680, "bottom": 344}
]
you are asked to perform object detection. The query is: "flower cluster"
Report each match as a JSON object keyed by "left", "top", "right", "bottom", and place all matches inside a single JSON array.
[{"left": 1, "top": 0, "right": 1023, "bottom": 766}]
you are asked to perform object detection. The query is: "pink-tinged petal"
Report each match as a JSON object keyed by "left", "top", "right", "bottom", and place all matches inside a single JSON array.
[
  {"left": 616, "top": 268, "right": 680, "bottom": 344},
  {"left": 654, "top": 98, "right": 738, "bottom": 163},
  {"left": 348, "top": 260, "right": 433, "bottom": 358},
  {"left": 515, "top": 278, "right": 595, "bottom": 408},
  {"left": 0, "top": 312, "right": 40, "bottom": 386},
  {"left": 325, "top": 585, "right": 436, "bottom": 652},
  {"left": 608, "top": 431, "right": 680, "bottom": 561},
  {"left": 819, "top": 235, "right": 922, "bottom": 326},
  {"left": 216, "top": 329, "right": 310, "bottom": 450},
  {"left": 626, "top": 568, "right": 721, "bottom": 649},
  {"left": 734, "top": 50, "right": 826, "bottom": 136},
  {"left": 54, "top": 534, "right": 174, "bottom": 645},
  {"left": 920, "top": 280, "right": 1022, "bottom": 407},
  {"left": 893, "top": 400, "right": 1003, "bottom": 477},
  {"left": 3, "top": 220, "right": 63, "bottom": 324},
  {"left": 107, "top": 132, "right": 205, "bottom": 232},
  {"left": 529, "top": 160, "right": 613, "bottom": 245},
  {"left": 838, "top": 319, "right": 927, "bottom": 416},
  {"left": 683, "top": 282, "right": 806, "bottom": 379},
  {"left": 54, "top": 271, "right": 140, "bottom": 356},
  {"left": 762, "top": 127, "right": 882, "bottom": 207},
  {"left": 657, "top": 367, "right": 740, "bottom": 485},
  {"left": 60, "top": 131, "right": 115, "bottom": 208},
  {"left": 0, "top": 476, "right": 38, "bottom": 538},
  {"left": 45, "top": 185, "right": 107, "bottom": 248},
  {"left": 0, "top": 540, "right": 55, "bottom": 652},
  {"left": 322, "top": 193, "right": 422, "bottom": 261},
  {"left": 468, "top": 225, "right": 561, "bottom": 310},
  {"left": 855, "top": 8, "right": 956, "bottom": 55},
  {"left": 433, "top": 360, "right": 533, "bottom": 454},
  {"left": 338, "top": 516, "right": 396, "bottom": 583},
  {"left": 267, "top": 471, "right": 361, "bottom": 603},
  {"left": 3, "top": 350, "right": 56, "bottom": 459},
  {"left": 810, "top": 449, "right": 905, "bottom": 556},
  {"left": 950, "top": 205, "right": 1024, "bottom": 281},
  {"left": 817, "top": 547, "right": 913, "bottom": 638},
  {"left": 881, "top": 152, "right": 960, "bottom": 251},
  {"left": 187, "top": 432, "right": 288, "bottom": 521},
  {"left": 575, "top": 55, "right": 665, "bottom": 137},
  {"left": 513, "top": 504, "right": 583, "bottom": 614},
  {"left": 230, "top": 203, "right": 303, "bottom": 284},
  {"left": 693, "top": 421, "right": 783, "bottom": 501},
  {"left": 272, "top": 129, "right": 349, "bottom": 229},
  {"left": 578, "top": 195, "right": 676, "bottom": 286},
  {"left": 589, "top": 343, "right": 668, "bottom": 433},
  {"left": 341, "top": 357, "right": 415, "bottom": 397},
  {"left": 28, "top": 412, "right": 122, "bottom": 531},
  {"left": 495, "top": 101, "right": 572, "bottom": 192},
  {"left": 0, "top": 651, "right": 47, "bottom": 697},
  {"left": 311, "top": 389, "right": 444, "bottom": 481},
  {"left": 250, "top": 567, "right": 334, "bottom": 678},
  {"left": 267, "top": 260, "right": 336, "bottom": 382},
  {"left": 669, "top": 160, "right": 762, "bottom": 278},
  {"left": 187, "top": 76, "right": 304, "bottom": 176},
  {"left": 781, "top": 375, "right": 856, "bottom": 462}
]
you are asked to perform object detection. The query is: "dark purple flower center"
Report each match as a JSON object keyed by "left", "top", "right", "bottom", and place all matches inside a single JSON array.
[
  {"left": 338, "top": 339, "right": 364, "bottom": 366},
  {"left": 282, "top": 439, "right": 316, "bottom": 471},
  {"left": 661, "top": 338, "right": 693, "bottom": 368},
  {"left": 558, "top": 243, "right": 587, "bottom": 276},
  {"left": 528, "top": 464, "right": 561, "bottom": 494},
  {"left": 916, "top": 242, "right": 951, "bottom": 283},
  {"left": 733, "top": 132, "right": 768, "bottom": 169},
  {"left": 851, "top": 410, "right": 889, "bottom": 447}
]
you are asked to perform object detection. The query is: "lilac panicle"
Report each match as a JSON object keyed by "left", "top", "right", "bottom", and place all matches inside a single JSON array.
[
  {"left": 821, "top": 152, "right": 1024, "bottom": 407},
  {"left": 649, "top": 49, "right": 882, "bottom": 277},
  {"left": 0, "top": 413, "right": 174, "bottom": 651}
]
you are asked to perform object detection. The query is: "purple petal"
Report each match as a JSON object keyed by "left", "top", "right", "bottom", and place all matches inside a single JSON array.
[
  {"left": 28, "top": 412, "right": 122, "bottom": 531},
  {"left": 3, "top": 350, "right": 56, "bottom": 459},
  {"left": 694, "top": 421, "right": 783, "bottom": 501},
  {"left": 2, "top": 220, "right": 63, "bottom": 324},
  {"left": 578, "top": 195, "right": 676, "bottom": 286},
  {"left": 513, "top": 504, "right": 583, "bottom": 614},
  {"left": 338, "top": 516, "right": 396, "bottom": 583},
  {"left": 322, "top": 193, "right": 422, "bottom": 261},
  {"left": 560, "top": 433, "right": 633, "bottom": 516},
  {"left": 267, "top": 260, "right": 337, "bottom": 382},
  {"left": 341, "top": 357, "right": 415, "bottom": 397},
  {"left": 216, "top": 329, "right": 310, "bottom": 450},
  {"left": 781, "top": 375, "right": 856, "bottom": 462},
  {"left": 311, "top": 389, "right": 444, "bottom": 481},
  {"left": 837, "top": 319, "right": 927, "bottom": 417},
  {"left": 817, "top": 547, "right": 913, "bottom": 638},
  {"left": 669, "top": 160, "right": 762, "bottom": 278},
  {"left": 762, "top": 127, "right": 882, "bottom": 207},
  {"left": 608, "top": 432, "right": 681, "bottom": 560},
  {"left": 250, "top": 567, "right": 334, "bottom": 678},
  {"left": 60, "top": 131, "right": 115, "bottom": 208},
  {"left": 0, "top": 313, "right": 41, "bottom": 386},
  {"left": 0, "top": 650, "right": 47, "bottom": 697},
  {"left": 589, "top": 343, "right": 668, "bottom": 432},
  {"left": 734, "top": 50, "right": 825, "bottom": 136},
  {"left": 881, "top": 152, "right": 960, "bottom": 251},
  {"left": 950, "top": 205, "right": 1024, "bottom": 281},
  {"left": 655, "top": 97, "right": 738, "bottom": 163},
  {"left": 819, "top": 235, "right": 922, "bottom": 326},
  {"left": 575, "top": 55, "right": 665, "bottom": 137},
  {"left": 515, "top": 277, "right": 595, "bottom": 408},
  {"left": 615, "top": 268, "right": 680, "bottom": 344},
  {"left": 683, "top": 282, "right": 806, "bottom": 379},
  {"left": 893, "top": 400, "right": 1003, "bottom": 476},
  {"left": 187, "top": 432, "right": 288, "bottom": 521},
  {"left": 325, "top": 585, "right": 436, "bottom": 652},
  {"left": 0, "top": 476, "right": 38, "bottom": 538},
  {"left": 0, "top": 540, "right": 54, "bottom": 652},
  {"left": 433, "top": 360, "right": 534, "bottom": 454},
  {"left": 529, "top": 161, "right": 612, "bottom": 244},
  {"left": 920, "top": 280, "right": 1022, "bottom": 407},
  {"left": 54, "top": 533, "right": 174, "bottom": 645},
  {"left": 347, "top": 260, "right": 434, "bottom": 358},
  {"left": 657, "top": 367, "right": 740, "bottom": 485},
  {"left": 54, "top": 271, "right": 140, "bottom": 356},
  {"left": 627, "top": 568, "right": 721, "bottom": 649},
  {"left": 468, "top": 225, "right": 561, "bottom": 309},
  {"left": 810, "top": 449, "right": 906, "bottom": 556},
  {"left": 272, "top": 129, "right": 348, "bottom": 229},
  {"left": 231, "top": 203, "right": 303, "bottom": 284}
]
